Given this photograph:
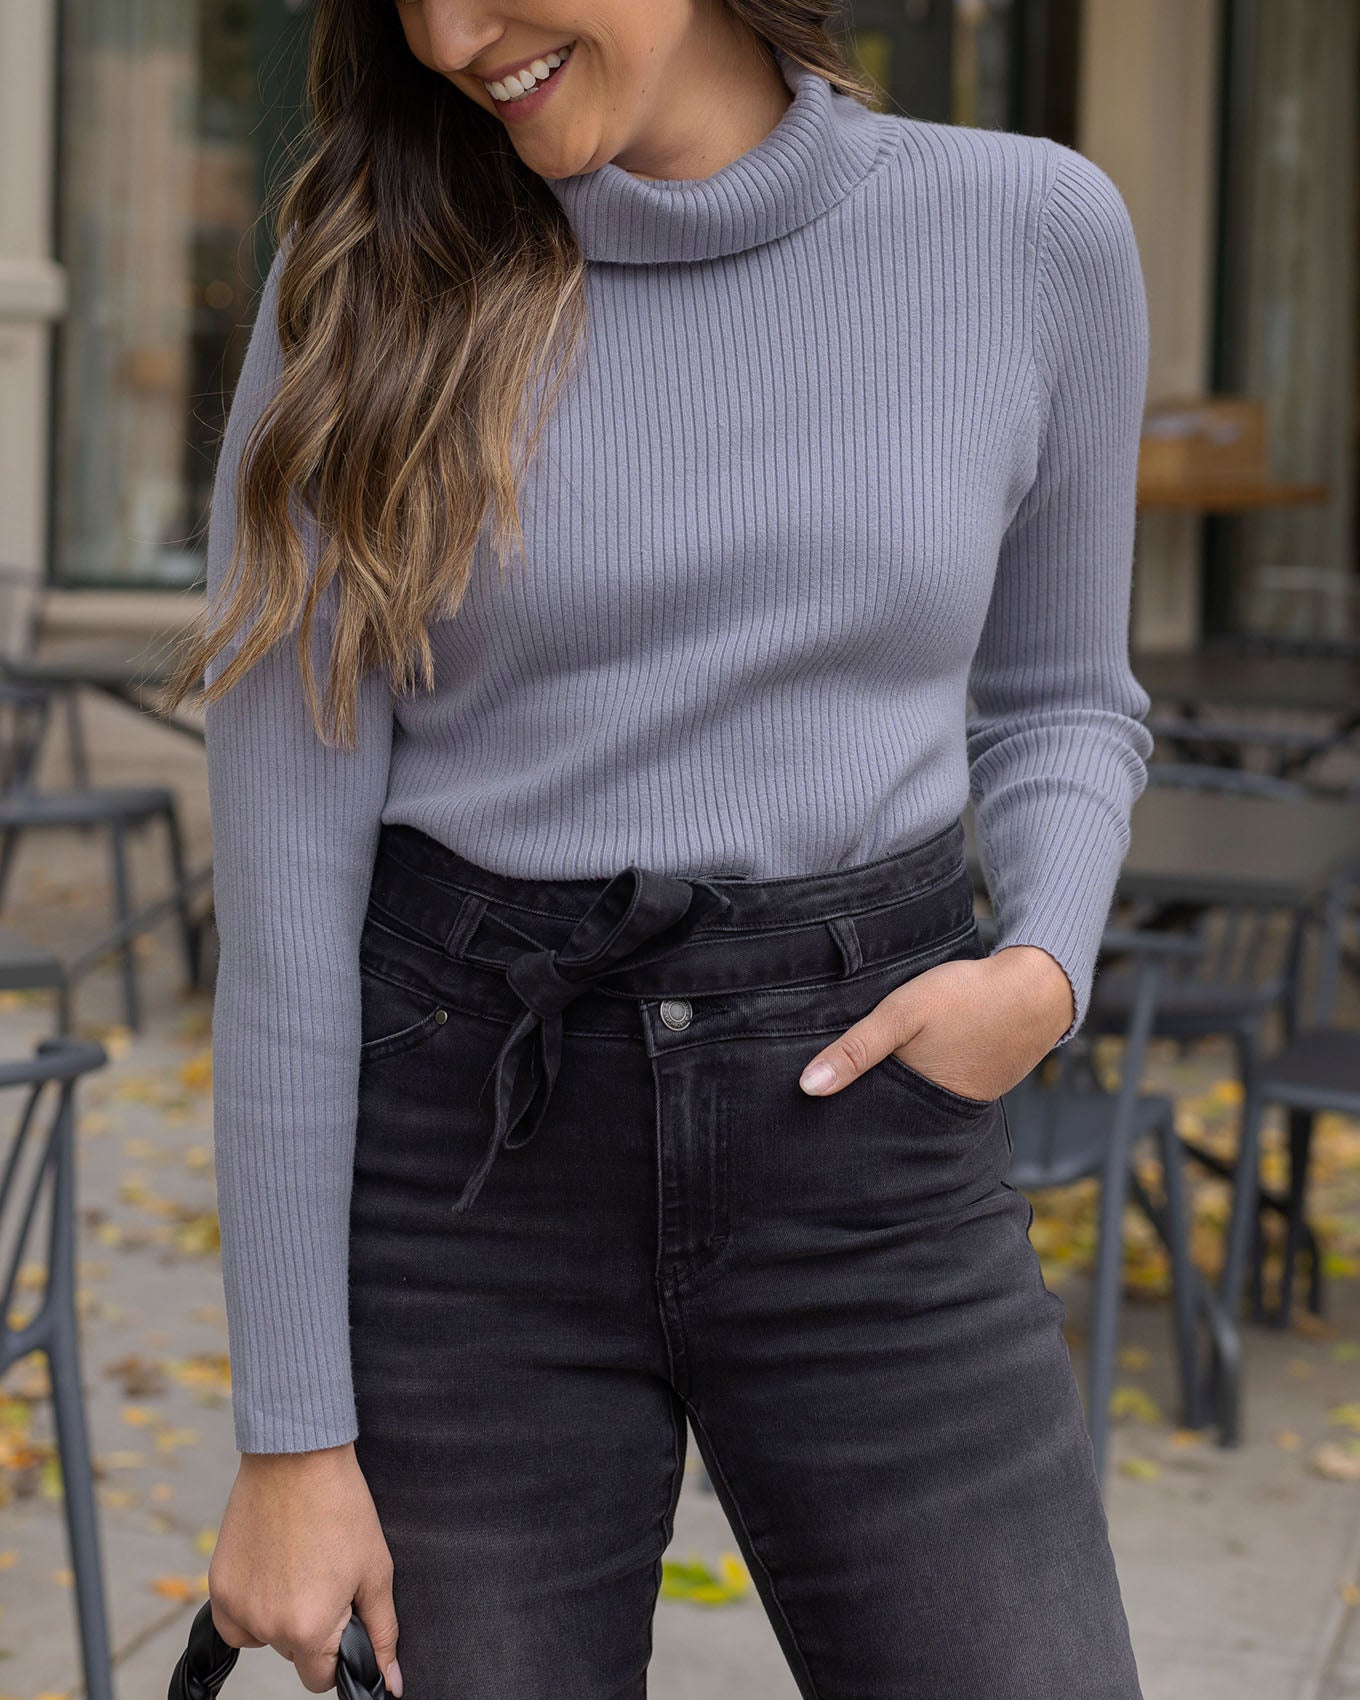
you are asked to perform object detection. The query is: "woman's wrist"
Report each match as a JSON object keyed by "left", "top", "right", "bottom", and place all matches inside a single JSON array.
[
  {"left": 987, "top": 944, "right": 1076, "bottom": 1050},
  {"left": 239, "top": 1440, "right": 356, "bottom": 1472}
]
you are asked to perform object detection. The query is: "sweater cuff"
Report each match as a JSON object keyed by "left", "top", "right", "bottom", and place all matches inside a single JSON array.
[{"left": 975, "top": 782, "right": 1129, "bottom": 1047}]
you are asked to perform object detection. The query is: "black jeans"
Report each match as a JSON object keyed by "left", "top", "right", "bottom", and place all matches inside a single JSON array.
[{"left": 348, "top": 816, "right": 1143, "bottom": 1699}]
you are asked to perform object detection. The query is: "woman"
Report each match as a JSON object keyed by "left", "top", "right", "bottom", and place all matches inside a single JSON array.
[{"left": 163, "top": 2, "right": 1154, "bottom": 1695}]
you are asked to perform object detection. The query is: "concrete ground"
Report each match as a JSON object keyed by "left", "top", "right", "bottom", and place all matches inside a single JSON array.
[{"left": 0, "top": 679, "right": 1358, "bottom": 1700}]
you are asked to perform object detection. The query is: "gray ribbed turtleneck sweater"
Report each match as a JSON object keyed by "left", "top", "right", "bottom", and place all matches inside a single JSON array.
[{"left": 204, "top": 48, "right": 1153, "bottom": 1454}]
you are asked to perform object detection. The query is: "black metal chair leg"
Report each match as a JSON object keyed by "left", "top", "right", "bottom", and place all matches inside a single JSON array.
[
  {"left": 63, "top": 687, "right": 92, "bottom": 792},
  {"left": 1155, "top": 1119, "right": 1202, "bottom": 1430},
  {"left": 39, "top": 1055, "right": 117, "bottom": 1700},
  {"left": 47, "top": 1316, "right": 117, "bottom": 1700},
  {"left": 107, "top": 820, "right": 140, "bottom": 1032},
  {"left": 1274, "top": 1107, "right": 1316, "bottom": 1329},
  {"left": 1219, "top": 1082, "right": 1265, "bottom": 1324},
  {"left": 0, "top": 821, "right": 21, "bottom": 909},
  {"left": 1203, "top": 1267, "right": 1245, "bottom": 1446},
  {"left": 1128, "top": 1155, "right": 1203, "bottom": 1434},
  {"left": 1229, "top": 1024, "right": 1272, "bottom": 1323}
]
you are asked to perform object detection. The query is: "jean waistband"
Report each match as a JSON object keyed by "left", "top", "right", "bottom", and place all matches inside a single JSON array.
[
  {"left": 364, "top": 817, "right": 975, "bottom": 1214},
  {"left": 369, "top": 817, "right": 971, "bottom": 977}
]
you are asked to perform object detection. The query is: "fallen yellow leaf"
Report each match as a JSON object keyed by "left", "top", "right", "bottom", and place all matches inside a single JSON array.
[
  {"left": 152, "top": 1574, "right": 200, "bottom": 1601},
  {"left": 1108, "top": 1386, "right": 1163, "bottom": 1425},
  {"left": 1310, "top": 1442, "right": 1360, "bottom": 1482}
]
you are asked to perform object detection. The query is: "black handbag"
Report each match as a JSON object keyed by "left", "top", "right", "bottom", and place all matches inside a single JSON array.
[{"left": 167, "top": 1598, "right": 391, "bottom": 1697}]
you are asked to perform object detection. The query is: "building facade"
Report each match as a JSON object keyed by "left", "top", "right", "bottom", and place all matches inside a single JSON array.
[{"left": 0, "top": 0, "right": 1353, "bottom": 653}]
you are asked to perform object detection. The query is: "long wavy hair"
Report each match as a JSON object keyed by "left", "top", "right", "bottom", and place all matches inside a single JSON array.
[{"left": 159, "top": 3, "right": 879, "bottom": 748}]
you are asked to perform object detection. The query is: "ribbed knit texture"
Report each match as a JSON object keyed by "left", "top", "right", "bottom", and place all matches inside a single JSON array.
[{"left": 203, "top": 48, "right": 1153, "bottom": 1454}]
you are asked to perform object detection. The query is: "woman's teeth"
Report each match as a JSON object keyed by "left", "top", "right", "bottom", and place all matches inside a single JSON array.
[{"left": 485, "top": 42, "right": 574, "bottom": 103}]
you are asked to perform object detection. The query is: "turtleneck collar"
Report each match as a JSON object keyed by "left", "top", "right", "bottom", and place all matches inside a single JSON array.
[{"left": 541, "top": 47, "right": 887, "bottom": 265}]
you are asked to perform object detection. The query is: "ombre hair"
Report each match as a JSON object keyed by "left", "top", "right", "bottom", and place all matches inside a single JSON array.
[{"left": 159, "top": 3, "right": 878, "bottom": 747}]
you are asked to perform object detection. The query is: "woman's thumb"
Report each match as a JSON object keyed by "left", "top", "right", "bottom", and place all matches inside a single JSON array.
[{"left": 351, "top": 1570, "right": 402, "bottom": 1696}]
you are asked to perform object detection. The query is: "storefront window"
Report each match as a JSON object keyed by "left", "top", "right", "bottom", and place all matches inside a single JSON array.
[
  {"left": 840, "top": 0, "right": 1059, "bottom": 135},
  {"left": 1207, "top": 0, "right": 1359, "bottom": 645},
  {"left": 47, "top": 1, "right": 1038, "bottom": 588},
  {"left": 952, "top": 0, "right": 1016, "bottom": 132},
  {"left": 50, "top": 0, "right": 306, "bottom": 587}
]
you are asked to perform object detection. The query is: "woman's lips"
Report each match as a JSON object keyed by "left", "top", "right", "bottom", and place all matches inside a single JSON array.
[{"left": 482, "top": 42, "right": 575, "bottom": 120}]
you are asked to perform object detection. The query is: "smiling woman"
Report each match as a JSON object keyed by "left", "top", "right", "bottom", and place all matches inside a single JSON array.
[{"left": 162, "top": 3, "right": 1154, "bottom": 1697}]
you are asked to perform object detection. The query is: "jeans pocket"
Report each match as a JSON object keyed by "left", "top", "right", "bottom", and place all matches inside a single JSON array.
[
  {"left": 876, "top": 1051, "right": 997, "bottom": 1114},
  {"left": 358, "top": 956, "right": 453, "bottom": 1065}
]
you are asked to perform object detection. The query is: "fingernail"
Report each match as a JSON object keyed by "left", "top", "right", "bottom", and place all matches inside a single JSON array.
[
  {"left": 799, "top": 1060, "right": 837, "bottom": 1094},
  {"left": 386, "top": 1657, "right": 404, "bottom": 1697}
]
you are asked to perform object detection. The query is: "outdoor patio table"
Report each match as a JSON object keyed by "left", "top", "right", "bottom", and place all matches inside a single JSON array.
[
  {"left": 3, "top": 634, "right": 204, "bottom": 745},
  {"left": 1013, "top": 782, "right": 1360, "bottom": 910},
  {"left": 1131, "top": 648, "right": 1360, "bottom": 780},
  {"left": 1133, "top": 648, "right": 1360, "bottom": 718}
]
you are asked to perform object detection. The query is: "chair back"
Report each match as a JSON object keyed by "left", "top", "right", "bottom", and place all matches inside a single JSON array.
[
  {"left": 0, "top": 1037, "right": 109, "bottom": 1379},
  {"left": 1133, "top": 761, "right": 1318, "bottom": 1028},
  {"left": 1303, "top": 855, "right": 1360, "bottom": 1029}
]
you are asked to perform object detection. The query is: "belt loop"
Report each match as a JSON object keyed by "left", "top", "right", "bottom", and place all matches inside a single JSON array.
[
  {"left": 827, "top": 915, "right": 862, "bottom": 978},
  {"left": 443, "top": 892, "right": 487, "bottom": 959}
]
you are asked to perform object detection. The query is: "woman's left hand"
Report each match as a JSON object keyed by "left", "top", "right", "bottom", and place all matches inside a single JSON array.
[{"left": 796, "top": 944, "right": 1075, "bottom": 1101}]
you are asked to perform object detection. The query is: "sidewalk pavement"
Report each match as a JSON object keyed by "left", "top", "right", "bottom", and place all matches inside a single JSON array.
[{"left": 0, "top": 684, "right": 1357, "bottom": 1700}]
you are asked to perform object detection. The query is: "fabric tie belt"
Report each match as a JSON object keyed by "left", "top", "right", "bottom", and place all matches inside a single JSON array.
[{"left": 452, "top": 866, "right": 735, "bottom": 1213}]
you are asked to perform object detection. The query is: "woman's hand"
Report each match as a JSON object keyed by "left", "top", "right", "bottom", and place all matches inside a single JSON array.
[
  {"left": 208, "top": 1441, "right": 404, "bottom": 1696},
  {"left": 797, "top": 944, "right": 1074, "bottom": 1102}
]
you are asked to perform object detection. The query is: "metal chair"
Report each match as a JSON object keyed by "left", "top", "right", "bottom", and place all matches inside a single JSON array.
[
  {"left": 0, "top": 563, "right": 91, "bottom": 792},
  {"left": 982, "top": 920, "right": 1239, "bottom": 1476},
  {"left": 0, "top": 783, "right": 205, "bottom": 1033},
  {"left": 1, "top": 1034, "right": 114, "bottom": 1700},
  {"left": 1084, "top": 761, "right": 1328, "bottom": 1318},
  {"left": 1222, "top": 855, "right": 1360, "bottom": 1333},
  {"left": 0, "top": 574, "right": 208, "bottom": 1030}
]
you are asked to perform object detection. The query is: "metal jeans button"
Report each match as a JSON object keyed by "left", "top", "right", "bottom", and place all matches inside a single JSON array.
[{"left": 660, "top": 998, "right": 693, "bottom": 1031}]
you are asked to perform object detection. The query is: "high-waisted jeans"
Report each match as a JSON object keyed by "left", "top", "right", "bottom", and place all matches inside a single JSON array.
[{"left": 347, "top": 815, "right": 1143, "bottom": 1699}]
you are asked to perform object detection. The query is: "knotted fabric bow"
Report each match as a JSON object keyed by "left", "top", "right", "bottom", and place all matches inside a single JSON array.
[{"left": 453, "top": 866, "right": 734, "bottom": 1213}]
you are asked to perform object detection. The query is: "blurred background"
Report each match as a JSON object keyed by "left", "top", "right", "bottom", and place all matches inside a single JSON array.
[
  {"left": 2, "top": 0, "right": 1354, "bottom": 635},
  {"left": 0, "top": 2, "right": 1357, "bottom": 1698}
]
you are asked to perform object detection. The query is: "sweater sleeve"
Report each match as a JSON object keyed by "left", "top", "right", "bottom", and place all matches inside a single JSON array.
[
  {"left": 965, "top": 141, "right": 1154, "bottom": 1045},
  {"left": 204, "top": 242, "right": 395, "bottom": 1453}
]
